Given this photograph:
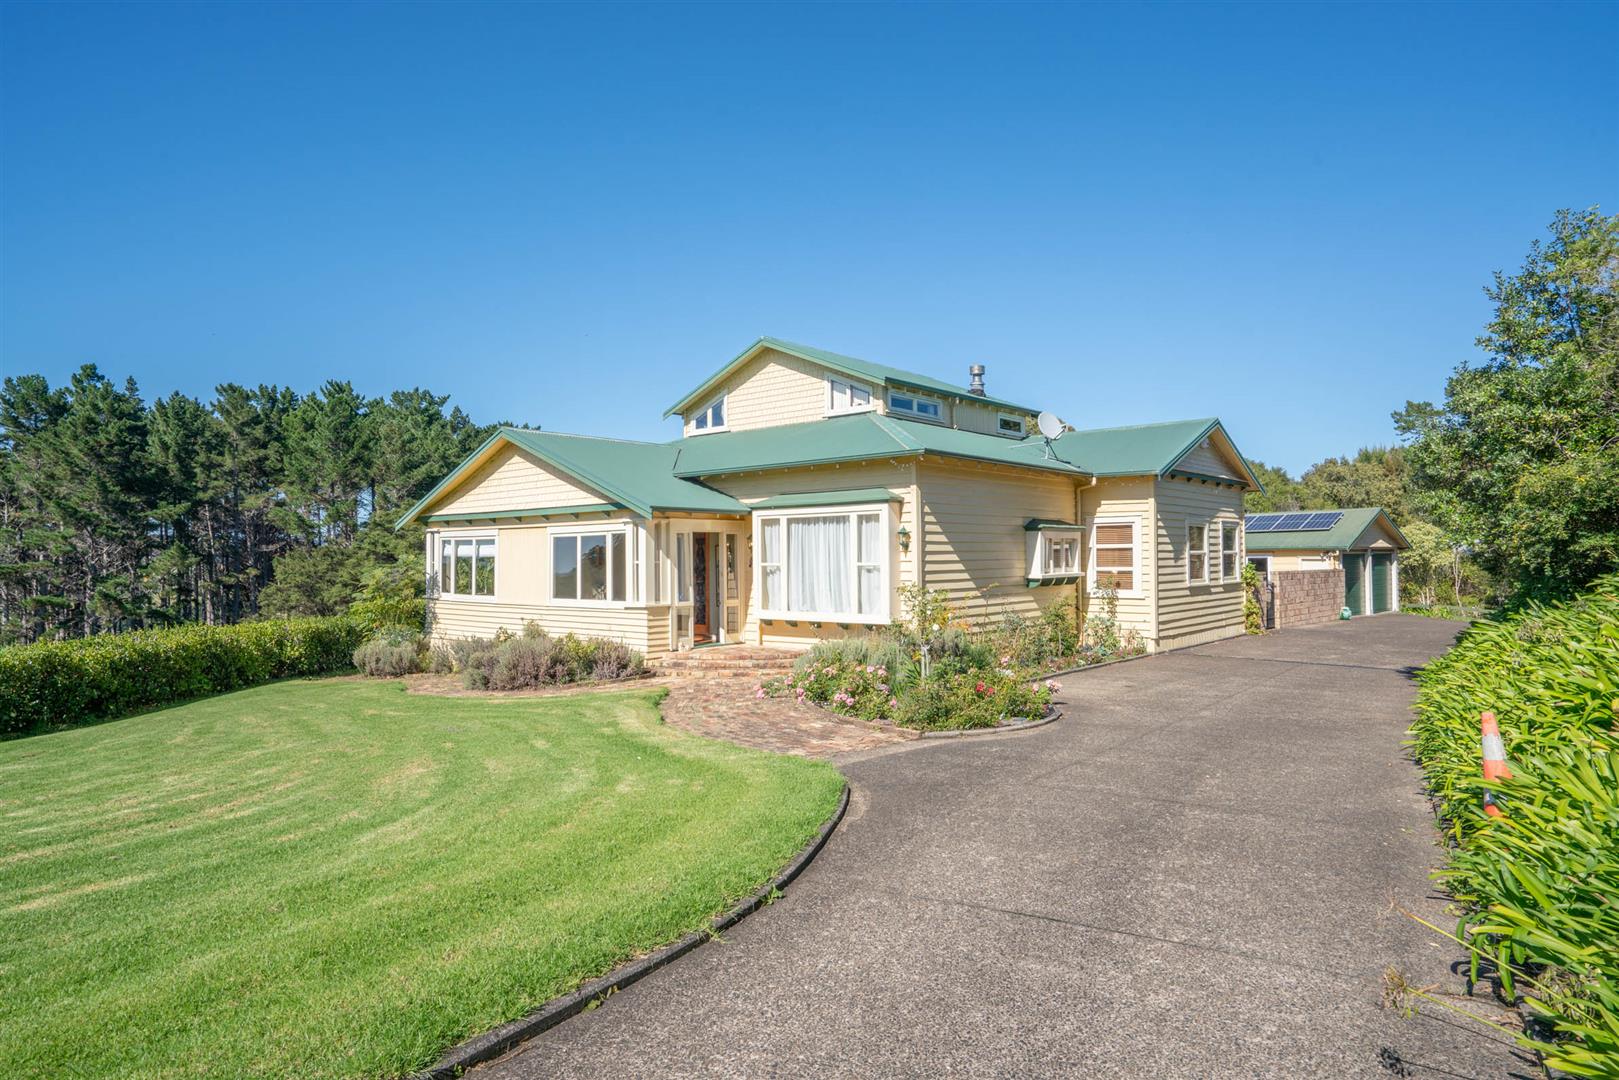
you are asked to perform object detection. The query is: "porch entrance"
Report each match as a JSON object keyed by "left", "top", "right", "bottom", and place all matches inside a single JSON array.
[{"left": 674, "top": 528, "right": 743, "bottom": 649}]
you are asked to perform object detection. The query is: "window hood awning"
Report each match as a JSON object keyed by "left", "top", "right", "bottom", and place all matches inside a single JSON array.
[{"left": 749, "top": 488, "right": 900, "bottom": 511}]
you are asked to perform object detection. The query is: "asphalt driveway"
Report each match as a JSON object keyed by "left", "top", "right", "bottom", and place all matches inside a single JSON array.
[{"left": 481, "top": 616, "right": 1536, "bottom": 1079}]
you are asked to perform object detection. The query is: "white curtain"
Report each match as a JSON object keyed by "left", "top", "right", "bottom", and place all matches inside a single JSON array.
[
  {"left": 761, "top": 519, "right": 782, "bottom": 609},
  {"left": 788, "top": 515, "right": 849, "bottom": 614},
  {"left": 857, "top": 513, "right": 882, "bottom": 615}
]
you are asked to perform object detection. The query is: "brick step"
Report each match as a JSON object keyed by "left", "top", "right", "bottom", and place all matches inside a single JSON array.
[{"left": 656, "top": 658, "right": 796, "bottom": 672}]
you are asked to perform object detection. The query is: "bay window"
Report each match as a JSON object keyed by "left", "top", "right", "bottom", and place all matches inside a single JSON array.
[
  {"left": 1091, "top": 518, "right": 1138, "bottom": 595},
  {"left": 1026, "top": 524, "right": 1083, "bottom": 583},
  {"left": 756, "top": 505, "right": 890, "bottom": 622},
  {"left": 551, "top": 527, "right": 632, "bottom": 604},
  {"left": 437, "top": 535, "right": 496, "bottom": 598}
]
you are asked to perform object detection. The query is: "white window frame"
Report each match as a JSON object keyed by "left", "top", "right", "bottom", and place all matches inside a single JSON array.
[
  {"left": 886, "top": 389, "right": 944, "bottom": 422},
  {"left": 1089, "top": 516, "right": 1141, "bottom": 598},
  {"left": 549, "top": 523, "right": 635, "bottom": 607},
  {"left": 826, "top": 377, "right": 875, "bottom": 416},
  {"left": 437, "top": 532, "right": 498, "bottom": 602},
  {"left": 1246, "top": 554, "right": 1271, "bottom": 581},
  {"left": 753, "top": 502, "right": 892, "bottom": 623},
  {"left": 689, "top": 393, "right": 728, "bottom": 435},
  {"left": 1026, "top": 526, "right": 1084, "bottom": 581},
  {"left": 1220, "top": 521, "right": 1240, "bottom": 582},
  {"left": 1187, "top": 522, "right": 1210, "bottom": 585},
  {"left": 997, "top": 413, "right": 1026, "bottom": 437}
]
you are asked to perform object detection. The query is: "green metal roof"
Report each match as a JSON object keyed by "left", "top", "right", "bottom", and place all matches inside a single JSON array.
[
  {"left": 669, "top": 412, "right": 1092, "bottom": 479},
  {"left": 663, "top": 336, "right": 1040, "bottom": 417},
  {"left": 750, "top": 487, "right": 900, "bottom": 510},
  {"left": 1243, "top": 507, "right": 1409, "bottom": 551},
  {"left": 395, "top": 427, "right": 747, "bottom": 527},
  {"left": 1050, "top": 417, "right": 1260, "bottom": 489}
]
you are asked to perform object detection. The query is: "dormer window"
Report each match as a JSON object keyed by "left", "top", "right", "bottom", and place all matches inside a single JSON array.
[
  {"left": 887, "top": 390, "right": 943, "bottom": 421},
  {"left": 827, "top": 377, "right": 873, "bottom": 415},
  {"left": 997, "top": 414, "right": 1026, "bottom": 436},
  {"left": 691, "top": 394, "right": 727, "bottom": 434}
]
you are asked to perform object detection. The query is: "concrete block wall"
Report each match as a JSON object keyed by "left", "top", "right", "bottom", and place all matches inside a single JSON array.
[{"left": 1274, "top": 568, "right": 1345, "bottom": 628}]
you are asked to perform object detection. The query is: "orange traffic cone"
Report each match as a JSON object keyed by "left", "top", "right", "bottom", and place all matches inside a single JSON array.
[{"left": 1480, "top": 711, "right": 1511, "bottom": 818}]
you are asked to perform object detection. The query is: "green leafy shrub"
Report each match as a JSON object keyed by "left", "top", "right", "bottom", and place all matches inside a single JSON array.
[
  {"left": 1409, "top": 573, "right": 1619, "bottom": 1076},
  {"left": 890, "top": 670, "right": 1055, "bottom": 731},
  {"left": 766, "top": 658, "right": 1054, "bottom": 730},
  {"left": 0, "top": 616, "right": 366, "bottom": 735},
  {"left": 1242, "top": 561, "right": 1265, "bottom": 634}
]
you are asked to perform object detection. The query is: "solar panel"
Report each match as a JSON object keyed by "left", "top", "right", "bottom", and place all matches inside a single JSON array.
[{"left": 1245, "top": 510, "right": 1347, "bottom": 534}]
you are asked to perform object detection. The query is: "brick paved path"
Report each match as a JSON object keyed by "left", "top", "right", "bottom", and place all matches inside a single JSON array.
[
  {"left": 404, "top": 647, "right": 911, "bottom": 759},
  {"left": 657, "top": 677, "right": 912, "bottom": 757}
]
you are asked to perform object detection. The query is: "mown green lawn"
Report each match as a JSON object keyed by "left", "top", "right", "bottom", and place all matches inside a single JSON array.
[{"left": 0, "top": 679, "right": 844, "bottom": 1080}]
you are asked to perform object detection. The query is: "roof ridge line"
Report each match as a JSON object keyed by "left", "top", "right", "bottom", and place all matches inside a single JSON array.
[
  {"left": 504, "top": 425, "right": 662, "bottom": 447},
  {"left": 1067, "top": 417, "right": 1219, "bottom": 435}
]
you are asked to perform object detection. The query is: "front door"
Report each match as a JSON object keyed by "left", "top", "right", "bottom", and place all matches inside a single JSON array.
[{"left": 692, "top": 534, "right": 711, "bottom": 643}]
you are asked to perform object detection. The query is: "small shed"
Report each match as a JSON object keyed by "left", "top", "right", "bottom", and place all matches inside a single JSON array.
[{"left": 1244, "top": 507, "right": 1409, "bottom": 616}]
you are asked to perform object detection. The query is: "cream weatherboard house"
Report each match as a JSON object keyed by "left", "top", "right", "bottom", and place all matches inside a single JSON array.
[{"left": 397, "top": 338, "right": 1263, "bottom": 657}]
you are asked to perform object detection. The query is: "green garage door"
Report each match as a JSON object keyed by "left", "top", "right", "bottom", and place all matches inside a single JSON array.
[
  {"left": 1344, "top": 553, "right": 1366, "bottom": 615},
  {"left": 1372, "top": 552, "right": 1393, "bottom": 613}
]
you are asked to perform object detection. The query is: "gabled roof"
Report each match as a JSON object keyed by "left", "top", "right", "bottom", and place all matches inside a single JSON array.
[
  {"left": 1050, "top": 417, "right": 1262, "bottom": 489},
  {"left": 669, "top": 412, "right": 1092, "bottom": 479},
  {"left": 1243, "top": 507, "right": 1409, "bottom": 551},
  {"left": 663, "top": 336, "right": 1040, "bottom": 418},
  {"left": 394, "top": 427, "right": 746, "bottom": 527}
]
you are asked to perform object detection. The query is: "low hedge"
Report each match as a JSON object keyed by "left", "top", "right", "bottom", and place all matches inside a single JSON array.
[
  {"left": 1409, "top": 573, "right": 1619, "bottom": 1077},
  {"left": 0, "top": 616, "right": 367, "bottom": 735}
]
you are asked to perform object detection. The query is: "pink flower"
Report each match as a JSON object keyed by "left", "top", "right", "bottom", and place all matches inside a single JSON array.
[
  {"left": 888, "top": 697, "right": 898, "bottom": 708},
  {"left": 1000, "top": 654, "right": 1011, "bottom": 665},
  {"left": 865, "top": 665, "right": 874, "bottom": 674},
  {"left": 1045, "top": 679, "right": 1062, "bottom": 692},
  {"left": 974, "top": 681, "right": 988, "bottom": 695},
  {"left": 876, "top": 665, "right": 887, "bottom": 675},
  {"left": 877, "top": 683, "right": 889, "bottom": 693},
  {"left": 755, "top": 688, "right": 766, "bottom": 700}
]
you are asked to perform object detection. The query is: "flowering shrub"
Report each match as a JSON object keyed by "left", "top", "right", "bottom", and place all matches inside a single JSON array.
[
  {"left": 763, "top": 658, "right": 1054, "bottom": 731},
  {"left": 890, "top": 669, "right": 1054, "bottom": 731},
  {"left": 0, "top": 616, "right": 368, "bottom": 735}
]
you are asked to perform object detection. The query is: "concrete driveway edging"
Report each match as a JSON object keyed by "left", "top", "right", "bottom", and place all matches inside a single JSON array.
[
  {"left": 916, "top": 705, "right": 1062, "bottom": 739},
  {"left": 408, "top": 783, "right": 851, "bottom": 1080}
]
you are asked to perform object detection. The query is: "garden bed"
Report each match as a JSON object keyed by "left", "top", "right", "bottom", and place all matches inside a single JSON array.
[{"left": 759, "top": 585, "right": 1140, "bottom": 733}]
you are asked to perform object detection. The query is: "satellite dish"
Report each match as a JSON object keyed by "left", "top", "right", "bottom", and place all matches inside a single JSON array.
[{"left": 1037, "top": 411, "right": 1064, "bottom": 440}]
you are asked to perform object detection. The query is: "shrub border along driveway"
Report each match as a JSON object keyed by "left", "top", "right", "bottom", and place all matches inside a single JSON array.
[{"left": 410, "top": 783, "right": 851, "bottom": 1080}]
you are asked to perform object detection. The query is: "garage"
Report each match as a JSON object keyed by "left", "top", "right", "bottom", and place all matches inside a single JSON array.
[
  {"left": 1372, "top": 552, "right": 1395, "bottom": 613},
  {"left": 1244, "top": 507, "right": 1409, "bottom": 620}
]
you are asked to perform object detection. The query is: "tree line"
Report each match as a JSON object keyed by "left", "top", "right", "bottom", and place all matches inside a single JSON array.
[
  {"left": 0, "top": 373, "right": 497, "bottom": 645},
  {"left": 1246, "top": 209, "right": 1618, "bottom": 608}
]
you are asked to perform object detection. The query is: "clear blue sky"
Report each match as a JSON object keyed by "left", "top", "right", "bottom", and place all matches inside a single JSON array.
[{"left": 2, "top": 2, "right": 1614, "bottom": 474}]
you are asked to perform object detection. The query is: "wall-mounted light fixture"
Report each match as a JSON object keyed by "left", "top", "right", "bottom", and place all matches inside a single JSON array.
[{"left": 896, "top": 524, "right": 912, "bottom": 553}]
